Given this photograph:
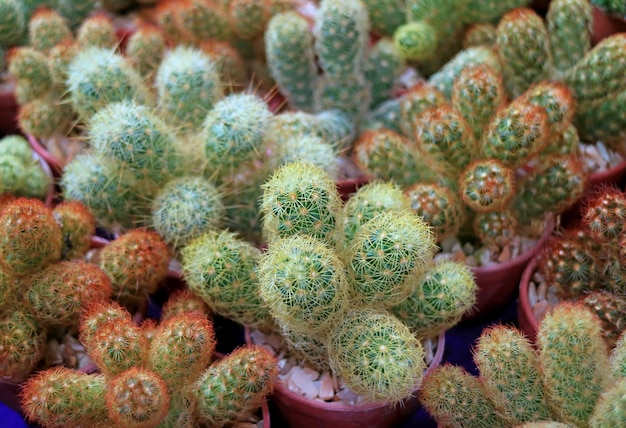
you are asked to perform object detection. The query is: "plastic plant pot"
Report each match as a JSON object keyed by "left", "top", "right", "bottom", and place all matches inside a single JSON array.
[
  {"left": 592, "top": 5, "right": 626, "bottom": 45},
  {"left": 517, "top": 255, "right": 541, "bottom": 343}
]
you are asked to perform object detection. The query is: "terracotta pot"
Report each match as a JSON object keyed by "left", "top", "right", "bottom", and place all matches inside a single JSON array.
[
  {"left": 0, "top": 80, "right": 19, "bottom": 136},
  {"left": 592, "top": 5, "right": 626, "bottom": 45},
  {"left": 517, "top": 256, "right": 540, "bottom": 343},
  {"left": 249, "top": 329, "right": 445, "bottom": 428},
  {"left": 465, "top": 215, "right": 555, "bottom": 321}
]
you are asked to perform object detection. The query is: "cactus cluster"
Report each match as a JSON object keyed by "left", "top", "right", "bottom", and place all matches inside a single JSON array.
[
  {"left": 252, "top": 160, "right": 477, "bottom": 404},
  {"left": 420, "top": 302, "right": 625, "bottom": 428},
  {"left": 20, "top": 299, "right": 278, "bottom": 428}
]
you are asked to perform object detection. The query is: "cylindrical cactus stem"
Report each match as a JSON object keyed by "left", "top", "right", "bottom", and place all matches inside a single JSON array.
[
  {"left": 419, "top": 364, "right": 508, "bottom": 428},
  {"left": 21, "top": 368, "right": 110, "bottom": 428},
  {"left": 328, "top": 308, "right": 427, "bottom": 405},
  {"left": 78, "top": 300, "right": 129, "bottom": 344},
  {"left": 462, "top": 0, "right": 531, "bottom": 24},
  {"left": 451, "top": 64, "right": 506, "bottom": 141},
  {"left": 481, "top": 98, "right": 550, "bottom": 167},
  {"left": 88, "top": 100, "right": 184, "bottom": 189},
  {"left": 0, "top": 0, "right": 25, "bottom": 47},
  {"left": 200, "top": 39, "right": 249, "bottom": 86},
  {"left": 341, "top": 181, "right": 411, "bottom": 248},
  {"left": 151, "top": 176, "right": 225, "bottom": 249},
  {"left": 459, "top": 159, "right": 516, "bottom": 213},
  {"left": 17, "top": 97, "right": 75, "bottom": 139},
  {"left": 201, "top": 92, "right": 272, "bottom": 183},
  {"left": 0, "top": 154, "right": 26, "bottom": 196},
  {"left": 392, "top": 260, "right": 477, "bottom": 338},
  {"left": 412, "top": 104, "right": 476, "bottom": 171},
  {"left": 105, "top": 367, "right": 170, "bottom": 428},
  {"left": 589, "top": 377, "right": 626, "bottom": 428},
  {"left": 546, "top": 0, "right": 593, "bottom": 73},
  {"left": 564, "top": 34, "right": 626, "bottom": 103},
  {"left": 513, "top": 153, "right": 587, "bottom": 225},
  {"left": 0, "top": 134, "right": 32, "bottom": 162},
  {"left": 25, "top": 260, "right": 112, "bottom": 331},
  {"left": 361, "top": 0, "right": 405, "bottom": 36},
  {"left": 125, "top": 23, "right": 166, "bottom": 81},
  {"left": 462, "top": 23, "right": 497, "bottom": 49},
  {"left": 346, "top": 209, "right": 437, "bottom": 308},
  {"left": 176, "top": 0, "right": 233, "bottom": 44},
  {"left": 27, "top": 7, "right": 73, "bottom": 54},
  {"left": 228, "top": 0, "right": 270, "bottom": 40},
  {"left": 98, "top": 228, "right": 170, "bottom": 309},
  {"left": 495, "top": 8, "right": 553, "bottom": 98},
  {"left": 574, "top": 89, "right": 626, "bottom": 148},
  {"left": 161, "top": 289, "right": 212, "bottom": 321},
  {"left": 315, "top": 109, "right": 356, "bottom": 150},
  {"left": 66, "top": 46, "right": 153, "bottom": 119},
  {"left": 473, "top": 209, "right": 520, "bottom": 247},
  {"left": 7, "top": 46, "right": 53, "bottom": 100},
  {"left": 191, "top": 345, "right": 278, "bottom": 428},
  {"left": 473, "top": 326, "right": 556, "bottom": 425},
  {"left": 52, "top": 200, "right": 96, "bottom": 261},
  {"left": 55, "top": 0, "right": 99, "bottom": 31},
  {"left": 265, "top": 11, "right": 317, "bottom": 112},
  {"left": 258, "top": 234, "right": 350, "bottom": 338},
  {"left": 362, "top": 97, "right": 403, "bottom": 134},
  {"left": 399, "top": 81, "right": 448, "bottom": 137},
  {"left": 181, "top": 229, "right": 274, "bottom": 331},
  {"left": 47, "top": 40, "right": 78, "bottom": 85},
  {"left": 314, "top": 73, "right": 371, "bottom": 124},
  {"left": 611, "top": 332, "right": 626, "bottom": 378},
  {"left": 155, "top": 45, "right": 224, "bottom": 133},
  {"left": 542, "top": 123, "right": 580, "bottom": 157},
  {"left": 537, "top": 302, "right": 612, "bottom": 427},
  {"left": 428, "top": 45, "right": 503, "bottom": 101},
  {"left": 60, "top": 153, "right": 141, "bottom": 230},
  {"left": 392, "top": 21, "right": 438, "bottom": 62},
  {"left": 364, "top": 37, "right": 405, "bottom": 109},
  {"left": 260, "top": 160, "right": 344, "bottom": 246},
  {"left": 147, "top": 311, "right": 215, "bottom": 391},
  {"left": 581, "top": 185, "right": 626, "bottom": 242},
  {"left": 405, "top": 182, "right": 466, "bottom": 242},
  {"left": 313, "top": 0, "right": 370, "bottom": 78},
  {"left": 0, "top": 197, "right": 62, "bottom": 277},
  {"left": 76, "top": 13, "right": 119, "bottom": 49},
  {"left": 0, "top": 309, "right": 46, "bottom": 382},
  {"left": 579, "top": 290, "right": 626, "bottom": 349}
]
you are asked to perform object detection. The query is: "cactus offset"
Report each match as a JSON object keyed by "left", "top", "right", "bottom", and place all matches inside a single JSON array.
[
  {"left": 0, "top": 309, "right": 45, "bottom": 381},
  {"left": 52, "top": 200, "right": 96, "bottom": 260}
]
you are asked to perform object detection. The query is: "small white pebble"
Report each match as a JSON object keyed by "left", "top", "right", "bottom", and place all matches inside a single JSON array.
[{"left": 528, "top": 283, "right": 538, "bottom": 307}]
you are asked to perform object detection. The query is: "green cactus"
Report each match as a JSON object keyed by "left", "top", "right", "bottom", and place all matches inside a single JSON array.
[
  {"left": 574, "top": 89, "right": 626, "bottom": 148},
  {"left": 580, "top": 290, "right": 626, "bottom": 349},
  {"left": 125, "top": 23, "right": 166, "bottom": 80},
  {"left": 393, "top": 21, "right": 438, "bottom": 62},
  {"left": 546, "top": 0, "right": 593, "bottom": 72},
  {"left": 346, "top": 209, "right": 437, "bottom": 308},
  {"left": 272, "top": 134, "right": 340, "bottom": 179},
  {"left": 21, "top": 368, "right": 110, "bottom": 427},
  {"left": 361, "top": 0, "right": 405, "bottom": 36},
  {"left": 98, "top": 228, "right": 170, "bottom": 309},
  {"left": 105, "top": 367, "right": 170, "bottom": 428},
  {"left": 181, "top": 229, "right": 274, "bottom": 331},
  {"left": 27, "top": 7, "right": 73, "bottom": 54},
  {"left": 459, "top": 159, "right": 516, "bottom": 213},
  {"left": 47, "top": 40, "right": 77, "bottom": 85},
  {"left": 364, "top": 37, "right": 405, "bottom": 108},
  {"left": 191, "top": 345, "right": 278, "bottom": 428},
  {"left": 611, "top": 332, "right": 626, "bottom": 378},
  {"left": 591, "top": 0, "right": 626, "bottom": 17},
  {"left": 392, "top": 260, "right": 477, "bottom": 338},
  {"left": 66, "top": 47, "right": 153, "bottom": 119},
  {"left": 0, "top": 198, "right": 62, "bottom": 277},
  {"left": 399, "top": 81, "right": 448, "bottom": 136},
  {"left": 517, "top": 81, "right": 575, "bottom": 141},
  {"left": 582, "top": 185, "right": 626, "bottom": 242},
  {"left": 0, "top": 0, "right": 25, "bottom": 47},
  {"left": 404, "top": 182, "right": 466, "bottom": 242},
  {"left": 88, "top": 99, "right": 184, "bottom": 189},
  {"left": 260, "top": 160, "right": 344, "bottom": 246},
  {"left": 8, "top": 46, "right": 53, "bottom": 100},
  {"left": 0, "top": 135, "right": 32, "bottom": 162},
  {"left": 55, "top": 0, "right": 98, "bottom": 30},
  {"left": 463, "top": 0, "right": 531, "bottom": 24},
  {"left": 160, "top": 289, "right": 212, "bottom": 321},
  {"left": 0, "top": 155, "right": 26, "bottom": 195},
  {"left": 25, "top": 259, "right": 113, "bottom": 331},
  {"left": 473, "top": 210, "right": 519, "bottom": 247},
  {"left": 363, "top": 97, "right": 403, "bottom": 134},
  {"left": 228, "top": 0, "right": 270, "bottom": 40},
  {"left": 155, "top": 45, "right": 224, "bottom": 133},
  {"left": 495, "top": 8, "right": 552, "bottom": 98},
  {"left": 17, "top": 97, "right": 75, "bottom": 139},
  {"left": 328, "top": 308, "right": 427, "bottom": 405},
  {"left": 341, "top": 181, "right": 411, "bottom": 247},
  {"left": 52, "top": 200, "right": 96, "bottom": 261},
  {"left": 537, "top": 302, "right": 612, "bottom": 427},
  {"left": 175, "top": 0, "right": 233, "bottom": 44},
  {"left": 0, "top": 309, "right": 46, "bottom": 381},
  {"left": 473, "top": 325, "right": 556, "bottom": 425},
  {"left": 151, "top": 176, "right": 225, "bottom": 248},
  {"left": 258, "top": 234, "right": 350, "bottom": 338},
  {"left": 589, "top": 377, "right": 626, "bottom": 428},
  {"left": 147, "top": 311, "right": 215, "bottom": 391},
  {"left": 76, "top": 13, "right": 119, "bottom": 49},
  {"left": 420, "top": 364, "right": 507, "bottom": 428},
  {"left": 462, "top": 23, "right": 497, "bottom": 49}
]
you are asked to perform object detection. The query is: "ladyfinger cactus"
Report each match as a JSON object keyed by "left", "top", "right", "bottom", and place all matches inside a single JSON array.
[
  {"left": 392, "top": 261, "right": 476, "bottom": 338},
  {"left": 361, "top": 0, "right": 405, "bottom": 36},
  {"left": 260, "top": 161, "right": 343, "bottom": 246},
  {"left": 0, "top": 0, "right": 25, "bottom": 47},
  {"left": 546, "top": 0, "right": 593, "bottom": 72},
  {"left": 537, "top": 302, "right": 612, "bottom": 427},
  {"left": 151, "top": 176, "right": 225, "bottom": 248},
  {"left": 346, "top": 209, "right": 437, "bottom": 308},
  {"left": 155, "top": 45, "right": 224, "bottom": 133},
  {"left": 589, "top": 377, "right": 626, "bottom": 428},
  {"left": 0, "top": 310, "right": 45, "bottom": 381},
  {"left": 328, "top": 308, "right": 426, "bottom": 405},
  {"left": 52, "top": 200, "right": 96, "bottom": 260},
  {"left": 0, "top": 197, "right": 62, "bottom": 277},
  {"left": 181, "top": 229, "right": 274, "bottom": 331},
  {"left": 459, "top": 159, "right": 516, "bottom": 213},
  {"left": 364, "top": 37, "right": 405, "bottom": 108},
  {"left": 258, "top": 234, "right": 350, "bottom": 338},
  {"left": 76, "top": 13, "right": 119, "bottom": 49},
  {"left": 474, "top": 326, "right": 556, "bottom": 425},
  {"left": 125, "top": 23, "right": 165, "bottom": 81},
  {"left": 160, "top": 289, "right": 211, "bottom": 321},
  {"left": 228, "top": 0, "right": 270, "bottom": 40},
  {"left": 27, "top": 7, "right": 73, "bottom": 54},
  {"left": 191, "top": 345, "right": 278, "bottom": 428},
  {"left": 420, "top": 364, "right": 507, "bottom": 428}
]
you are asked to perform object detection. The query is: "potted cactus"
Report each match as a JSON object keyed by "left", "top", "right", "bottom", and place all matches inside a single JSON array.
[
  {"left": 591, "top": 0, "right": 626, "bottom": 44},
  {"left": 420, "top": 301, "right": 626, "bottom": 427}
]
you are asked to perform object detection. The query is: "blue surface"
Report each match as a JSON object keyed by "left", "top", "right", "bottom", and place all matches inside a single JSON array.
[{"left": 0, "top": 403, "right": 28, "bottom": 428}]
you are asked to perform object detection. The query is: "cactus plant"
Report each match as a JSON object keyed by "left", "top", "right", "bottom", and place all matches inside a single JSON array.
[
  {"left": 52, "top": 200, "right": 96, "bottom": 260},
  {"left": 0, "top": 309, "right": 46, "bottom": 381}
]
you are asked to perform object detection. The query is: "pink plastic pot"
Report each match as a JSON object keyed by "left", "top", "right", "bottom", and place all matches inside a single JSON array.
[
  {"left": 465, "top": 215, "right": 555, "bottom": 321},
  {"left": 248, "top": 329, "right": 445, "bottom": 428},
  {"left": 517, "top": 255, "right": 541, "bottom": 343}
]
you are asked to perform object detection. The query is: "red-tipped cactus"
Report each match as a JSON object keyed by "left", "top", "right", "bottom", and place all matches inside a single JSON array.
[
  {"left": 0, "top": 310, "right": 46, "bottom": 382},
  {"left": 582, "top": 185, "right": 626, "bottom": 242},
  {"left": 52, "top": 200, "right": 96, "bottom": 261},
  {"left": 459, "top": 159, "right": 516, "bottom": 213}
]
